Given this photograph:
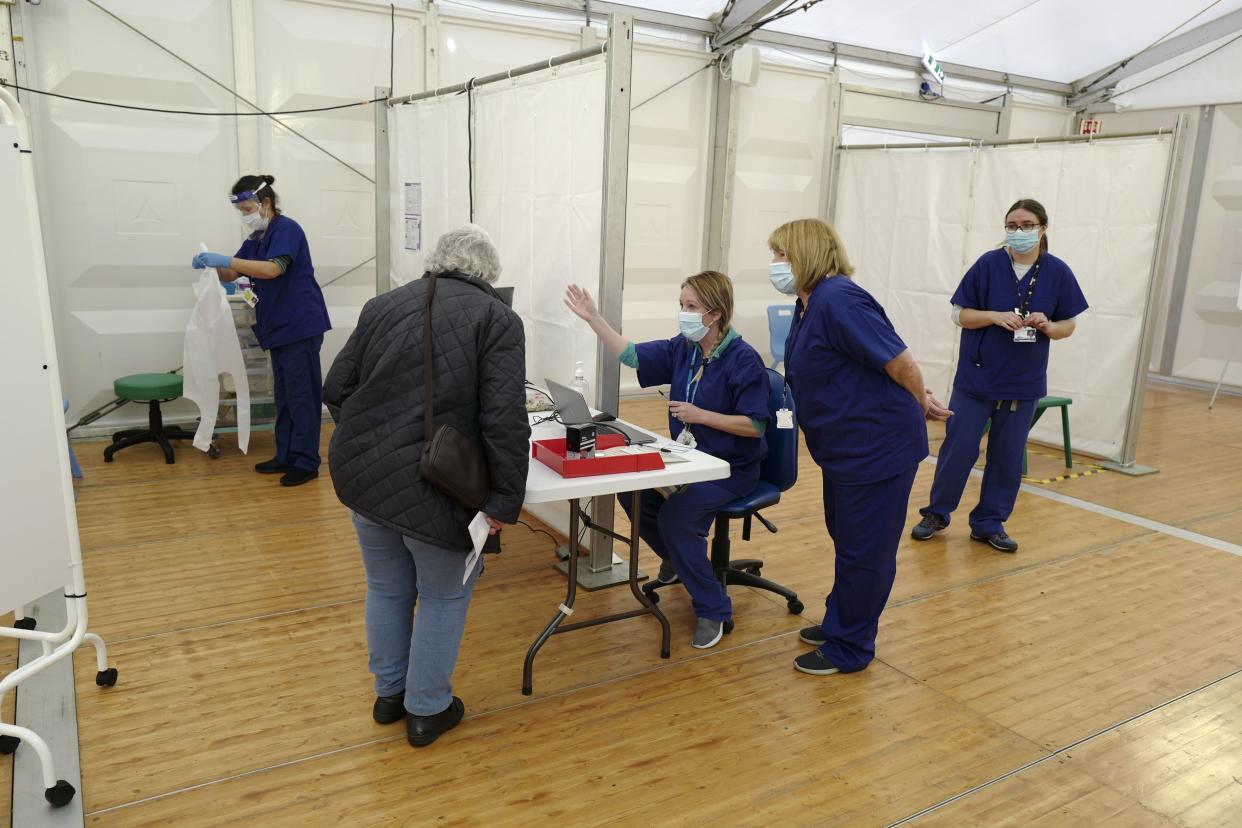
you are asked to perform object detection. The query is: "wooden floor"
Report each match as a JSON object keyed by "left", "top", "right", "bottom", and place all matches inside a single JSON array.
[{"left": 3, "top": 385, "right": 1240, "bottom": 826}]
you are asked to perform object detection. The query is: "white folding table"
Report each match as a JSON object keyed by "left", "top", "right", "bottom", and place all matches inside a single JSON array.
[{"left": 520, "top": 413, "right": 730, "bottom": 695}]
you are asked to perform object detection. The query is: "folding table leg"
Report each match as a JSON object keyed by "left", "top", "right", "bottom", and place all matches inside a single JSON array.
[{"left": 523, "top": 499, "right": 581, "bottom": 695}]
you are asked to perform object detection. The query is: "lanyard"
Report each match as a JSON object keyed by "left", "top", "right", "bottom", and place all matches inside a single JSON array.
[
  {"left": 1015, "top": 256, "right": 1042, "bottom": 317},
  {"left": 685, "top": 352, "right": 705, "bottom": 405}
]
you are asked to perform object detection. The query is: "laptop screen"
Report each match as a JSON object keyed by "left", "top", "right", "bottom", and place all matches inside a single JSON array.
[{"left": 495, "top": 286, "right": 514, "bottom": 307}]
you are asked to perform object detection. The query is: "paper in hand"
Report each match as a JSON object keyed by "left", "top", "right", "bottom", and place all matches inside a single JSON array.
[{"left": 464, "top": 511, "right": 490, "bottom": 584}]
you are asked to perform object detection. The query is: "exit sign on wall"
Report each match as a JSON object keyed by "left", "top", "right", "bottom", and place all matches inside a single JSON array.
[{"left": 1079, "top": 119, "right": 1102, "bottom": 135}]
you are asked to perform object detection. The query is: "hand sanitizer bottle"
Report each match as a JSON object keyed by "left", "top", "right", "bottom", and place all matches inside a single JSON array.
[{"left": 569, "top": 361, "right": 590, "bottom": 402}]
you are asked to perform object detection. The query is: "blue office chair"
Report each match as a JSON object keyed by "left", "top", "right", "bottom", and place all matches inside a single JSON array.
[
  {"left": 767, "top": 305, "right": 795, "bottom": 370},
  {"left": 644, "top": 369, "right": 803, "bottom": 614}
]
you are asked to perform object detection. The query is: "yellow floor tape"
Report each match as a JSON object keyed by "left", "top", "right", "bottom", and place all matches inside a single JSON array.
[{"left": 1021, "top": 448, "right": 1104, "bottom": 485}]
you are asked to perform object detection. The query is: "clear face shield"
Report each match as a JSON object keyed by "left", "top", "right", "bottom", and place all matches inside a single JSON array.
[{"left": 230, "top": 181, "right": 269, "bottom": 233}]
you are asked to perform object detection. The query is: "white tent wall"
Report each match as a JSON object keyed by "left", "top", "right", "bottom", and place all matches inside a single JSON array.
[
  {"left": 16, "top": 0, "right": 422, "bottom": 432},
  {"left": 727, "top": 62, "right": 835, "bottom": 365},
  {"left": 1006, "top": 103, "right": 1074, "bottom": 139},
  {"left": 1161, "top": 104, "right": 1242, "bottom": 393},
  {"left": 388, "top": 60, "right": 606, "bottom": 395},
  {"left": 835, "top": 136, "right": 1175, "bottom": 462},
  {"left": 620, "top": 45, "right": 714, "bottom": 395}
]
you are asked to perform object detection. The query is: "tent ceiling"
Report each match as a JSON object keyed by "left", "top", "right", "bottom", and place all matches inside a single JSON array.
[{"left": 642, "top": 0, "right": 1242, "bottom": 84}]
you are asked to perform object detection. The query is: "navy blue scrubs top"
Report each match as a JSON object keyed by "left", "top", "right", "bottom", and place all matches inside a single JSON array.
[
  {"left": 632, "top": 329, "right": 770, "bottom": 496},
  {"left": 785, "top": 275, "right": 928, "bottom": 485},
  {"left": 235, "top": 214, "right": 332, "bottom": 350},
  {"left": 950, "top": 249, "right": 1088, "bottom": 400}
]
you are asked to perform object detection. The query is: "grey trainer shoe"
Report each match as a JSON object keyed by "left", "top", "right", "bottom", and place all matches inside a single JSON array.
[{"left": 692, "top": 618, "right": 725, "bottom": 649}]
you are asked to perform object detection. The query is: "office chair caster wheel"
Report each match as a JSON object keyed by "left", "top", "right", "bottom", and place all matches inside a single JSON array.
[
  {"left": 0, "top": 735, "right": 20, "bottom": 755},
  {"left": 45, "top": 780, "right": 76, "bottom": 808},
  {"left": 207, "top": 443, "right": 221, "bottom": 459},
  {"left": 13, "top": 617, "right": 36, "bottom": 630},
  {"left": 96, "top": 668, "right": 119, "bottom": 687},
  {"left": 646, "top": 591, "right": 660, "bottom": 605},
  {"left": 787, "top": 599, "right": 804, "bottom": 614}
]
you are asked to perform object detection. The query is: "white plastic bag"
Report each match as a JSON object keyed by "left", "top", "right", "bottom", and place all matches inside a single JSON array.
[{"left": 183, "top": 246, "right": 250, "bottom": 453}]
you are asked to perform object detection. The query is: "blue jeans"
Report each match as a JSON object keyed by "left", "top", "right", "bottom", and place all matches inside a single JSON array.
[
  {"left": 350, "top": 512, "right": 481, "bottom": 716},
  {"left": 617, "top": 482, "right": 734, "bottom": 622}
]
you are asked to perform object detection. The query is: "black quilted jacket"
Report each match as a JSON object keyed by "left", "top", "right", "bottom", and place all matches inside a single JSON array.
[{"left": 324, "top": 272, "right": 530, "bottom": 552}]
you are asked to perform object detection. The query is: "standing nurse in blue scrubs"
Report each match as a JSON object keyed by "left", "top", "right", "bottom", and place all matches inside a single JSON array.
[
  {"left": 192, "top": 174, "right": 332, "bottom": 487},
  {"left": 912, "top": 198, "right": 1087, "bottom": 552},
  {"left": 565, "top": 271, "right": 771, "bottom": 650},
  {"left": 767, "top": 219, "right": 951, "bottom": 676}
]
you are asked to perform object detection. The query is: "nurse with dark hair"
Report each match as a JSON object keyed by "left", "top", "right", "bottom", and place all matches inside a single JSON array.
[
  {"left": 912, "top": 198, "right": 1088, "bottom": 553},
  {"left": 192, "top": 174, "right": 332, "bottom": 487}
]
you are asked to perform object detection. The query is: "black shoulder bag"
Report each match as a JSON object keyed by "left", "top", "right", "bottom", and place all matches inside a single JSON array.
[{"left": 419, "top": 273, "right": 491, "bottom": 510}]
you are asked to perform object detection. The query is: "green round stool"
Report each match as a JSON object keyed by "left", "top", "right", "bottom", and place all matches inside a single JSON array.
[{"left": 103, "top": 373, "right": 197, "bottom": 465}]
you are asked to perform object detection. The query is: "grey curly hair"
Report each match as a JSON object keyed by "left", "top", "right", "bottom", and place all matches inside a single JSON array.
[{"left": 425, "top": 224, "right": 502, "bottom": 284}]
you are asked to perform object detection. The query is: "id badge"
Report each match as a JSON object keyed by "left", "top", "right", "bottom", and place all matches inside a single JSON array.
[
  {"left": 241, "top": 287, "right": 259, "bottom": 308},
  {"left": 676, "top": 427, "right": 697, "bottom": 449},
  {"left": 1013, "top": 327, "right": 1036, "bottom": 344},
  {"left": 776, "top": 408, "right": 794, "bottom": 429}
]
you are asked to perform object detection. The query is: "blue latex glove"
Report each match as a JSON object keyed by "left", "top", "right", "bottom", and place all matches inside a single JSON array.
[{"left": 192, "top": 252, "right": 232, "bottom": 270}]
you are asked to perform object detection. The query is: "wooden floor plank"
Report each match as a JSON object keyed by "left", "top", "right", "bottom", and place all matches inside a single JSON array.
[
  {"left": 1, "top": 612, "right": 14, "bottom": 828},
  {"left": 915, "top": 758, "right": 1177, "bottom": 827},
  {"left": 73, "top": 555, "right": 808, "bottom": 812},
  {"left": 84, "top": 638, "right": 1045, "bottom": 827},
  {"left": 917, "top": 673, "right": 1242, "bottom": 826},
  {"left": 880, "top": 534, "right": 1242, "bottom": 747}
]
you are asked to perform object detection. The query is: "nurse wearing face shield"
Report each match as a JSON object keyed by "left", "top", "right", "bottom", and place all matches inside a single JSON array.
[
  {"left": 911, "top": 198, "right": 1088, "bottom": 552},
  {"left": 192, "top": 174, "right": 332, "bottom": 486}
]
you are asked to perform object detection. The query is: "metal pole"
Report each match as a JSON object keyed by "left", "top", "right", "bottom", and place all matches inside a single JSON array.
[
  {"left": 702, "top": 65, "right": 738, "bottom": 272},
  {"left": 388, "top": 44, "right": 606, "bottom": 106},
  {"left": 838, "top": 128, "right": 1174, "bottom": 152},
  {"left": 1101, "top": 115, "right": 1189, "bottom": 476},
  {"left": 821, "top": 72, "right": 843, "bottom": 222},
  {"left": 374, "top": 86, "right": 391, "bottom": 296},
  {"left": 580, "top": 12, "right": 634, "bottom": 589}
]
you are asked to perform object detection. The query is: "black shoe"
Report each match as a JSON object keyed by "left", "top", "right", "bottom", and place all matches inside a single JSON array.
[
  {"left": 373, "top": 693, "right": 407, "bottom": 725},
  {"left": 254, "top": 458, "right": 290, "bottom": 474},
  {"left": 798, "top": 625, "right": 828, "bottom": 646},
  {"left": 407, "top": 696, "right": 464, "bottom": 747},
  {"left": 793, "top": 649, "right": 842, "bottom": 676},
  {"left": 971, "top": 530, "right": 1019, "bottom": 553},
  {"left": 911, "top": 515, "right": 947, "bottom": 541},
  {"left": 280, "top": 468, "right": 319, "bottom": 487}
]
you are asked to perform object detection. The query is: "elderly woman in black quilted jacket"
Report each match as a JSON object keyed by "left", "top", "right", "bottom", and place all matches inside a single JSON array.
[{"left": 324, "top": 225, "right": 530, "bottom": 748}]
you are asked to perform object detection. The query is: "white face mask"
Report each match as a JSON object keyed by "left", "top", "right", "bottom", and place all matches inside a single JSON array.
[{"left": 241, "top": 208, "right": 269, "bottom": 235}]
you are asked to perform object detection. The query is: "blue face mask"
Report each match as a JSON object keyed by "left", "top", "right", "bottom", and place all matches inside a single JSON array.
[
  {"left": 1005, "top": 229, "right": 1041, "bottom": 254},
  {"left": 768, "top": 261, "right": 796, "bottom": 295},
  {"left": 678, "top": 311, "right": 710, "bottom": 342}
]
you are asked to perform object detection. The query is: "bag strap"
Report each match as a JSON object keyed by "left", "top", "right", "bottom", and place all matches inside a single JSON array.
[{"left": 423, "top": 272, "right": 438, "bottom": 443}]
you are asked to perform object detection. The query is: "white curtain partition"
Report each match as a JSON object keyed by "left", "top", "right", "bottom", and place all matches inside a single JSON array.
[
  {"left": 388, "top": 60, "right": 606, "bottom": 395},
  {"left": 835, "top": 136, "right": 1174, "bottom": 461}
]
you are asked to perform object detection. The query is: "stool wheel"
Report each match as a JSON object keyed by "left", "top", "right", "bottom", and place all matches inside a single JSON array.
[
  {"left": 646, "top": 591, "right": 660, "bottom": 605},
  {"left": 13, "top": 617, "right": 36, "bottom": 631},
  {"left": 0, "top": 735, "right": 20, "bottom": 755},
  {"left": 207, "top": 443, "right": 221, "bottom": 460},
  {"left": 45, "top": 780, "right": 76, "bottom": 808},
  {"left": 96, "top": 668, "right": 119, "bottom": 688},
  {"left": 787, "top": 599, "right": 804, "bottom": 614}
]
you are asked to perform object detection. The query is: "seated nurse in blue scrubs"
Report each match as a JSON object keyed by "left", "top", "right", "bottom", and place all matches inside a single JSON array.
[
  {"left": 192, "top": 174, "right": 332, "bottom": 487},
  {"left": 767, "top": 218, "right": 951, "bottom": 677},
  {"left": 912, "top": 198, "right": 1087, "bottom": 553},
  {"left": 564, "top": 272, "right": 770, "bottom": 650}
]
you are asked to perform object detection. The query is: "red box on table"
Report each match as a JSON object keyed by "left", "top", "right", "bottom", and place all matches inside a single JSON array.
[{"left": 532, "top": 434, "right": 665, "bottom": 478}]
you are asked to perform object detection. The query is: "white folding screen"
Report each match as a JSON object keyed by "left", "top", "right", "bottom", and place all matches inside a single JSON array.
[
  {"left": 836, "top": 136, "right": 1174, "bottom": 461},
  {"left": 388, "top": 59, "right": 606, "bottom": 394}
]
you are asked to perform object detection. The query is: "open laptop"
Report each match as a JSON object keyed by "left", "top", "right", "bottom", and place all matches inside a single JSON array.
[
  {"left": 544, "top": 379, "right": 657, "bottom": 445},
  {"left": 495, "top": 286, "right": 514, "bottom": 307}
]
